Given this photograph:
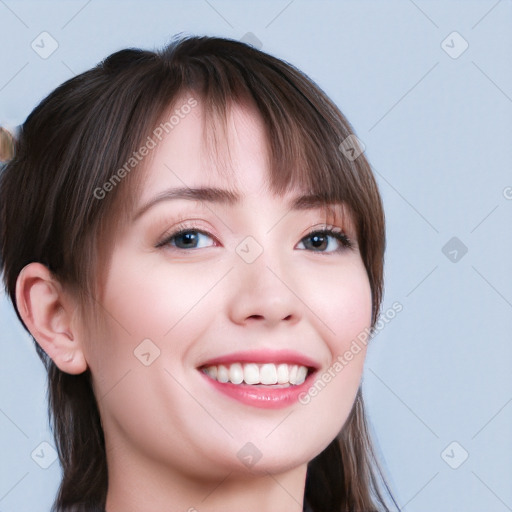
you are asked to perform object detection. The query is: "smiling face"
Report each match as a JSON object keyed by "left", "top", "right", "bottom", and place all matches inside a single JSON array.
[{"left": 81, "top": 97, "right": 372, "bottom": 489}]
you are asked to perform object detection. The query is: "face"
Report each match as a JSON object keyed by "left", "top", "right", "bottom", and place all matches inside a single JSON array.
[{"left": 82, "top": 97, "right": 372, "bottom": 481}]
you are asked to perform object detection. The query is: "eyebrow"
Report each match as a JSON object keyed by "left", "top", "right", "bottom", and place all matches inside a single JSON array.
[{"left": 132, "top": 186, "right": 342, "bottom": 221}]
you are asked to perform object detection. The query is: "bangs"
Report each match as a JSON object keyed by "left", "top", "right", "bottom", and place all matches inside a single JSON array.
[
  {"left": 117, "top": 36, "right": 369, "bottom": 229},
  {"left": 166, "top": 37, "right": 360, "bottom": 201}
]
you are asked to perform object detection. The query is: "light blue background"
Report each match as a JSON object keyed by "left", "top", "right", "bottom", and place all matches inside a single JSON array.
[{"left": 1, "top": 1, "right": 511, "bottom": 511}]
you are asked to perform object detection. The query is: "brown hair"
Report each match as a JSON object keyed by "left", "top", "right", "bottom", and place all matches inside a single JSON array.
[
  {"left": 0, "top": 35, "right": 397, "bottom": 511},
  {"left": 0, "top": 127, "right": 15, "bottom": 162}
]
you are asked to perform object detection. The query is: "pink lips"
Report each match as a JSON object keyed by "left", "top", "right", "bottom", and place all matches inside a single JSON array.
[
  {"left": 198, "top": 349, "right": 319, "bottom": 409},
  {"left": 198, "top": 349, "right": 319, "bottom": 369}
]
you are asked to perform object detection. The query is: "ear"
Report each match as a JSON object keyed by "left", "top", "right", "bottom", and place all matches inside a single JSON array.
[{"left": 15, "top": 262, "right": 88, "bottom": 374}]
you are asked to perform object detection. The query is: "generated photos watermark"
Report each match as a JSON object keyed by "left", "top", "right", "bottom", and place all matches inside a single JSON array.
[
  {"left": 93, "top": 97, "right": 198, "bottom": 200},
  {"left": 299, "top": 301, "right": 403, "bottom": 405}
]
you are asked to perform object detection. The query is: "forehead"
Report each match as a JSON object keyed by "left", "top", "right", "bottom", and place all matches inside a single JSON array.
[
  {"left": 138, "top": 98, "right": 275, "bottom": 201},
  {"left": 130, "top": 98, "right": 356, "bottom": 231}
]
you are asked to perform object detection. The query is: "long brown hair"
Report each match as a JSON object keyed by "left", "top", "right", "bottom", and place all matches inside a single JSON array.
[{"left": 0, "top": 35, "right": 397, "bottom": 511}]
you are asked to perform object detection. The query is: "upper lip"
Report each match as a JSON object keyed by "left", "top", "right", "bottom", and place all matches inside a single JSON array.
[{"left": 198, "top": 349, "right": 321, "bottom": 370}]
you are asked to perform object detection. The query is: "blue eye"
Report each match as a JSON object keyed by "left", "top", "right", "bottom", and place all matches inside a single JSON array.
[
  {"left": 297, "top": 229, "right": 352, "bottom": 253},
  {"left": 157, "top": 229, "right": 215, "bottom": 249}
]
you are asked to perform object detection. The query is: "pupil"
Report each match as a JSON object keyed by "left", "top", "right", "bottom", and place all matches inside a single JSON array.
[
  {"left": 311, "top": 235, "right": 326, "bottom": 250},
  {"left": 179, "top": 232, "right": 196, "bottom": 247}
]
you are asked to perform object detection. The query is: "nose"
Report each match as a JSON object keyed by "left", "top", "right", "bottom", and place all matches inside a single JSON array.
[{"left": 226, "top": 247, "right": 302, "bottom": 328}]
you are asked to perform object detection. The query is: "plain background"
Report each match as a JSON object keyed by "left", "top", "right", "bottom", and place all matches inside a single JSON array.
[{"left": 1, "top": 1, "right": 511, "bottom": 511}]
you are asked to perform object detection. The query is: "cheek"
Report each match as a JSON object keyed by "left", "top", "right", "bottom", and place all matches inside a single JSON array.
[
  {"left": 85, "top": 250, "right": 229, "bottom": 395},
  {"left": 295, "top": 259, "right": 372, "bottom": 430},
  {"left": 302, "top": 257, "right": 373, "bottom": 357},
  {"left": 97, "top": 251, "right": 228, "bottom": 341}
]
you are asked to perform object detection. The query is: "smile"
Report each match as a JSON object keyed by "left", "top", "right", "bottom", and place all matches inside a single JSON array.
[
  {"left": 201, "top": 362, "right": 309, "bottom": 386},
  {"left": 197, "top": 350, "right": 319, "bottom": 409}
]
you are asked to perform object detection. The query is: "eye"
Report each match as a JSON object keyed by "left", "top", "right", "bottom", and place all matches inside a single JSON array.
[
  {"left": 155, "top": 225, "right": 352, "bottom": 253},
  {"left": 156, "top": 228, "right": 216, "bottom": 250},
  {"left": 296, "top": 228, "right": 352, "bottom": 253}
]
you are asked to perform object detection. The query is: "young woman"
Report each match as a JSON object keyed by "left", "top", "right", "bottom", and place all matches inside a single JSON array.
[{"left": 0, "top": 35, "right": 398, "bottom": 512}]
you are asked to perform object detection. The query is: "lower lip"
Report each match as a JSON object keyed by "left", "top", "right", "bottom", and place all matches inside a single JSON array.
[{"left": 199, "top": 371, "right": 314, "bottom": 409}]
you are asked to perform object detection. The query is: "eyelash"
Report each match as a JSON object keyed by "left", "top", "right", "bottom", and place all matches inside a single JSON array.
[{"left": 155, "top": 223, "right": 353, "bottom": 253}]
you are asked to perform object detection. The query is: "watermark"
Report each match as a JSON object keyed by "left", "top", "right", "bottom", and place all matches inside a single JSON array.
[
  {"left": 237, "top": 441, "right": 263, "bottom": 468},
  {"left": 31, "top": 441, "right": 58, "bottom": 469},
  {"left": 442, "top": 236, "right": 468, "bottom": 263},
  {"left": 133, "top": 338, "right": 161, "bottom": 367},
  {"left": 440, "top": 31, "right": 469, "bottom": 60},
  {"left": 235, "top": 235, "right": 264, "bottom": 264},
  {"left": 298, "top": 301, "right": 403, "bottom": 405},
  {"left": 31, "top": 31, "right": 59, "bottom": 59},
  {"left": 240, "top": 32, "right": 263, "bottom": 50},
  {"left": 93, "top": 97, "right": 198, "bottom": 200},
  {"left": 339, "top": 134, "right": 365, "bottom": 161},
  {"left": 503, "top": 186, "right": 512, "bottom": 200},
  {"left": 441, "top": 441, "right": 469, "bottom": 469}
]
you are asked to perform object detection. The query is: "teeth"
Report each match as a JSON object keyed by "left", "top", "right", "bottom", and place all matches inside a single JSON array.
[
  {"left": 202, "top": 362, "right": 310, "bottom": 386},
  {"left": 289, "top": 365, "right": 298, "bottom": 385},
  {"left": 217, "top": 365, "right": 229, "bottom": 383},
  {"left": 243, "top": 364, "right": 260, "bottom": 385},
  {"left": 229, "top": 363, "right": 244, "bottom": 384},
  {"left": 260, "top": 364, "right": 278, "bottom": 385},
  {"left": 205, "top": 366, "right": 217, "bottom": 380},
  {"left": 276, "top": 364, "right": 289, "bottom": 384},
  {"left": 296, "top": 366, "right": 308, "bottom": 385}
]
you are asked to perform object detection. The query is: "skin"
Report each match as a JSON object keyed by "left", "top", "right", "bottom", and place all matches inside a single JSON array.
[{"left": 16, "top": 98, "right": 372, "bottom": 512}]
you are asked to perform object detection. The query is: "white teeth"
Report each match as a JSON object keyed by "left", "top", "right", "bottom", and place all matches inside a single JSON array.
[
  {"left": 243, "top": 363, "right": 260, "bottom": 385},
  {"left": 229, "top": 363, "right": 244, "bottom": 384},
  {"left": 296, "top": 366, "right": 308, "bottom": 385},
  {"left": 202, "top": 362, "right": 310, "bottom": 386},
  {"left": 276, "top": 364, "right": 289, "bottom": 384},
  {"left": 260, "top": 364, "right": 278, "bottom": 385},
  {"left": 217, "top": 365, "right": 229, "bottom": 383},
  {"left": 289, "top": 365, "right": 298, "bottom": 385}
]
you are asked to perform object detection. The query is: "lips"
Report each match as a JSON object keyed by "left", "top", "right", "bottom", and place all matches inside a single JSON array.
[{"left": 197, "top": 350, "right": 319, "bottom": 409}]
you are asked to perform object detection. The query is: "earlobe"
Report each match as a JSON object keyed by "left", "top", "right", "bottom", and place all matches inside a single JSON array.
[{"left": 15, "top": 262, "right": 88, "bottom": 375}]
